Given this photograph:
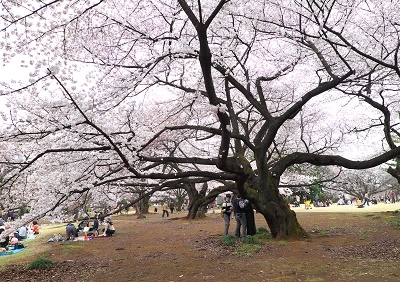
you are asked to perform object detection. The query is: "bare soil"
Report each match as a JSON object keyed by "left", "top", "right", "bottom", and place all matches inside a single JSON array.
[{"left": 2, "top": 205, "right": 400, "bottom": 282}]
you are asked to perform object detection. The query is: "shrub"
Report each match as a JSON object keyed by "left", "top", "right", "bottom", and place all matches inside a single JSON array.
[
  {"left": 27, "top": 257, "right": 54, "bottom": 270},
  {"left": 241, "top": 235, "right": 259, "bottom": 244},
  {"left": 222, "top": 235, "right": 237, "bottom": 246},
  {"left": 257, "top": 227, "right": 269, "bottom": 234}
]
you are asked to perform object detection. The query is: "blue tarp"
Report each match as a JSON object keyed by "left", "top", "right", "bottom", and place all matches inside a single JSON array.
[{"left": 0, "top": 247, "right": 26, "bottom": 256}]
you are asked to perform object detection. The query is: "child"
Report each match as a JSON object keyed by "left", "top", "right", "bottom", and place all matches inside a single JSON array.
[{"left": 32, "top": 220, "right": 40, "bottom": 234}]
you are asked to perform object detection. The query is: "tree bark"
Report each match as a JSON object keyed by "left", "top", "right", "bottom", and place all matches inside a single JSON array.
[{"left": 246, "top": 172, "right": 308, "bottom": 239}]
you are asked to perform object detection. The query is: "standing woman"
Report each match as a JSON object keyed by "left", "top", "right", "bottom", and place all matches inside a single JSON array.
[
  {"left": 162, "top": 202, "right": 169, "bottom": 218},
  {"left": 102, "top": 218, "right": 115, "bottom": 237}
]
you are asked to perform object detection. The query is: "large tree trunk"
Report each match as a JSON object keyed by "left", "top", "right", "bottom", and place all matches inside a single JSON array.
[
  {"left": 187, "top": 198, "right": 208, "bottom": 219},
  {"left": 142, "top": 195, "right": 150, "bottom": 214},
  {"left": 258, "top": 197, "right": 307, "bottom": 239},
  {"left": 186, "top": 183, "right": 208, "bottom": 219},
  {"left": 186, "top": 183, "right": 234, "bottom": 219},
  {"left": 251, "top": 172, "right": 308, "bottom": 239}
]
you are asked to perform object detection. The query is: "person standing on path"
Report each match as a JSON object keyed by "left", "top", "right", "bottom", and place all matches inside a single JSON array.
[
  {"left": 390, "top": 190, "right": 396, "bottom": 203},
  {"left": 232, "top": 195, "right": 249, "bottom": 238},
  {"left": 245, "top": 200, "right": 256, "bottom": 236},
  {"left": 162, "top": 202, "right": 169, "bottom": 217},
  {"left": 221, "top": 194, "right": 233, "bottom": 236},
  {"left": 362, "top": 192, "right": 369, "bottom": 207},
  {"left": 169, "top": 201, "right": 175, "bottom": 214}
]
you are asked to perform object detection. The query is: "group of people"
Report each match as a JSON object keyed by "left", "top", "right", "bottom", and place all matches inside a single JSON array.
[
  {"left": 221, "top": 194, "right": 256, "bottom": 238},
  {"left": 292, "top": 195, "right": 333, "bottom": 209},
  {"left": 161, "top": 201, "right": 176, "bottom": 217},
  {"left": 0, "top": 219, "right": 40, "bottom": 251},
  {"left": 65, "top": 216, "right": 115, "bottom": 241}
]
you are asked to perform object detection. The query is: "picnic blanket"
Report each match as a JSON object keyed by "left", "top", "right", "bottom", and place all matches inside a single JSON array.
[
  {"left": 76, "top": 235, "right": 92, "bottom": 241},
  {"left": 0, "top": 247, "right": 26, "bottom": 256},
  {"left": 91, "top": 235, "right": 115, "bottom": 239}
]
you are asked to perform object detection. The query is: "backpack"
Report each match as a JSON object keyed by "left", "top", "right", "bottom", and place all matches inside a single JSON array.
[{"left": 238, "top": 199, "right": 248, "bottom": 209}]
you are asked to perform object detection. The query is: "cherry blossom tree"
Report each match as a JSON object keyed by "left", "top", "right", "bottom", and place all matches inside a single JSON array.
[{"left": 2, "top": 0, "right": 400, "bottom": 239}]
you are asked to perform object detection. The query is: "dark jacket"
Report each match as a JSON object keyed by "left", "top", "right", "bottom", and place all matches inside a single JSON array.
[{"left": 232, "top": 197, "right": 248, "bottom": 214}]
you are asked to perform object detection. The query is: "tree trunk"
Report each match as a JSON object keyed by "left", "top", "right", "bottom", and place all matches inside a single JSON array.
[
  {"left": 187, "top": 196, "right": 208, "bottom": 219},
  {"left": 185, "top": 182, "right": 208, "bottom": 219},
  {"left": 258, "top": 198, "right": 307, "bottom": 239},
  {"left": 253, "top": 173, "right": 308, "bottom": 239},
  {"left": 142, "top": 195, "right": 150, "bottom": 214}
]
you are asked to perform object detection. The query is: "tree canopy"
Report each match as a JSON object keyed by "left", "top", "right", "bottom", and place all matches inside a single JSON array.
[{"left": 1, "top": 0, "right": 400, "bottom": 238}]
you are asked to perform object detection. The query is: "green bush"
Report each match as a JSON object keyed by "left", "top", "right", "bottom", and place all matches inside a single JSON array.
[
  {"left": 27, "top": 257, "right": 54, "bottom": 270},
  {"left": 241, "top": 235, "right": 259, "bottom": 244},
  {"left": 256, "top": 227, "right": 272, "bottom": 240},
  {"left": 222, "top": 235, "right": 237, "bottom": 246},
  {"left": 257, "top": 226, "right": 269, "bottom": 234}
]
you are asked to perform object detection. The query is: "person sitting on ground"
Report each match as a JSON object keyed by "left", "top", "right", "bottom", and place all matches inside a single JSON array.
[
  {"left": 89, "top": 219, "right": 99, "bottom": 235},
  {"left": 0, "top": 228, "right": 10, "bottom": 249},
  {"left": 77, "top": 220, "right": 87, "bottom": 233},
  {"left": 32, "top": 220, "right": 40, "bottom": 234},
  {"left": 100, "top": 217, "right": 115, "bottom": 237},
  {"left": 26, "top": 225, "right": 35, "bottom": 239},
  {"left": 17, "top": 225, "right": 27, "bottom": 240},
  {"left": 65, "top": 222, "right": 78, "bottom": 241},
  {"left": 98, "top": 212, "right": 105, "bottom": 224},
  {"left": 10, "top": 234, "right": 19, "bottom": 249}
]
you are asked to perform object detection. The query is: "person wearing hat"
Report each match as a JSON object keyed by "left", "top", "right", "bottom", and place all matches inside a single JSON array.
[{"left": 221, "top": 194, "right": 233, "bottom": 236}]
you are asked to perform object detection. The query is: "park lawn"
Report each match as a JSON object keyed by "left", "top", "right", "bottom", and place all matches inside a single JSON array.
[
  {"left": 1, "top": 208, "right": 400, "bottom": 281},
  {"left": 0, "top": 222, "right": 66, "bottom": 268}
]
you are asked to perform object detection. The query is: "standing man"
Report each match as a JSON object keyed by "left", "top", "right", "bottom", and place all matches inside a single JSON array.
[
  {"left": 232, "top": 194, "right": 249, "bottom": 238},
  {"left": 245, "top": 200, "right": 256, "bottom": 236},
  {"left": 221, "top": 194, "right": 233, "bottom": 236},
  {"left": 391, "top": 190, "right": 396, "bottom": 204},
  {"left": 362, "top": 192, "right": 369, "bottom": 207},
  {"left": 169, "top": 201, "right": 175, "bottom": 214}
]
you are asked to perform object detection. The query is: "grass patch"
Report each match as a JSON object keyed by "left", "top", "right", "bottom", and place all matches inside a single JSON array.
[
  {"left": 360, "top": 228, "right": 376, "bottom": 240},
  {"left": 26, "top": 257, "right": 54, "bottom": 270},
  {"left": 316, "top": 230, "right": 327, "bottom": 236},
  {"left": 389, "top": 219, "right": 400, "bottom": 229},
  {"left": 233, "top": 244, "right": 261, "bottom": 256},
  {"left": 62, "top": 244, "right": 83, "bottom": 255},
  {"left": 256, "top": 227, "right": 272, "bottom": 240},
  {"left": 241, "top": 235, "right": 259, "bottom": 244},
  {"left": 0, "top": 223, "right": 66, "bottom": 269},
  {"left": 221, "top": 235, "right": 237, "bottom": 246},
  {"left": 257, "top": 227, "right": 269, "bottom": 234}
]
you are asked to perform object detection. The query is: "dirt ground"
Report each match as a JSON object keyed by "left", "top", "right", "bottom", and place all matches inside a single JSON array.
[{"left": 2, "top": 203, "right": 400, "bottom": 282}]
